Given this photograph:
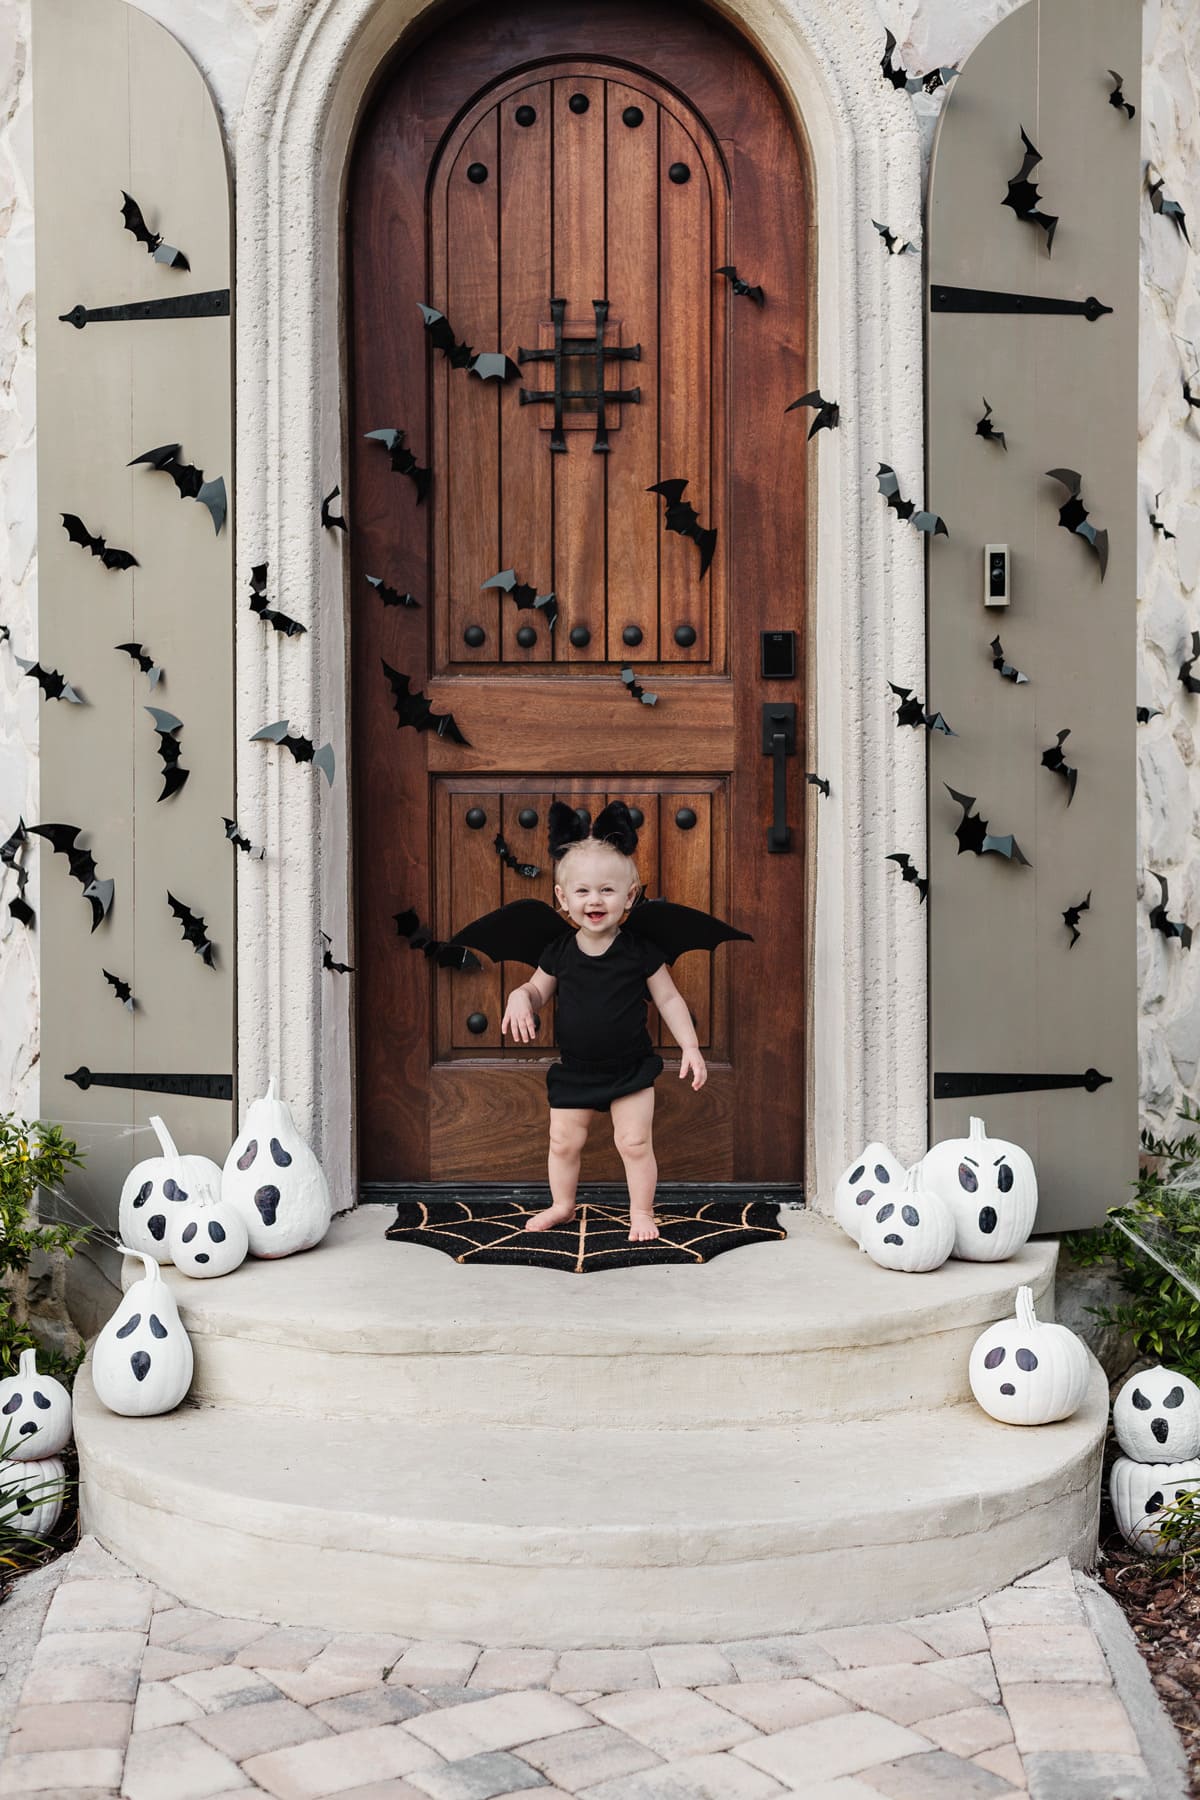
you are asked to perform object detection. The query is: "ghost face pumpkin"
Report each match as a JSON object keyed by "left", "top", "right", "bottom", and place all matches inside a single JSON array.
[
  {"left": 0, "top": 1455, "right": 66, "bottom": 1537},
  {"left": 860, "top": 1167, "right": 955, "bottom": 1273},
  {"left": 921, "top": 1116, "right": 1037, "bottom": 1261},
  {"left": 221, "top": 1077, "right": 332, "bottom": 1259},
  {"left": 91, "top": 1249, "right": 194, "bottom": 1417},
  {"left": 0, "top": 1349, "right": 72, "bottom": 1460},
  {"left": 118, "top": 1115, "right": 223, "bottom": 1264},
  {"left": 166, "top": 1188, "right": 249, "bottom": 1280},
  {"left": 1113, "top": 1366, "right": 1200, "bottom": 1463},
  {"left": 833, "top": 1143, "right": 908, "bottom": 1245},
  {"left": 969, "top": 1285, "right": 1091, "bottom": 1425},
  {"left": 1110, "top": 1455, "right": 1200, "bottom": 1553}
]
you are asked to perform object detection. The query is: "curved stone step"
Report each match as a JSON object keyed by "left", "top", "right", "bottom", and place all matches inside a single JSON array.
[
  {"left": 75, "top": 1360, "right": 1106, "bottom": 1645},
  {"left": 121, "top": 1210, "right": 1061, "bottom": 1428}
]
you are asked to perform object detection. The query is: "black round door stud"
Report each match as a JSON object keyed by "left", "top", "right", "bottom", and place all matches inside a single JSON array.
[
  {"left": 466, "top": 1012, "right": 488, "bottom": 1035},
  {"left": 674, "top": 623, "right": 697, "bottom": 648},
  {"left": 467, "top": 162, "right": 488, "bottom": 184},
  {"left": 569, "top": 625, "right": 591, "bottom": 648},
  {"left": 466, "top": 807, "right": 487, "bottom": 830},
  {"left": 515, "top": 104, "right": 537, "bottom": 126},
  {"left": 622, "top": 105, "right": 644, "bottom": 127},
  {"left": 622, "top": 624, "right": 643, "bottom": 647},
  {"left": 515, "top": 624, "right": 538, "bottom": 648},
  {"left": 518, "top": 808, "right": 538, "bottom": 829},
  {"left": 463, "top": 624, "right": 486, "bottom": 648},
  {"left": 675, "top": 807, "right": 697, "bottom": 831},
  {"left": 668, "top": 162, "right": 691, "bottom": 185},
  {"left": 628, "top": 806, "right": 645, "bottom": 828},
  {"left": 569, "top": 92, "right": 590, "bottom": 114}
]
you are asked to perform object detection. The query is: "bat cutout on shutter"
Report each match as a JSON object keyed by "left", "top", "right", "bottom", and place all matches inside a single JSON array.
[
  {"left": 1003, "top": 128, "right": 1059, "bottom": 253},
  {"left": 786, "top": 391, "right": 840, "bottom": 436},
  {"left": 0, "top": 819, "right": 33, "bottom": 927},
  {"left": 944, "top": 787, "right": 1030, "bottom": 866},
  {"left": 381, "top": 663, "right": 470, "bottom": 746},
  {"left": 976, "top": 400, "right": 1007, "bottom": 450},
  {"left": 1148, "top": 167, "right": 1189, "bottom": 243},
  {"left": 364, "top": 429, "right": 431, "bottom": 503},
  {"left": 145, "top": 708, "right": 189, "bottom": 802},
  {"left": 647, "top": 480, "right": 718, "bottom": 579},
  {"left": 119, "top": 192, "right": 189, "bottom": 268},
  {"left": 1107, "top": 72, "right": 1136, "bottom": 120},
  {"left": 28, "top": 824, "right": 114, "bottom": 929},
  {"left": 393, "top": 907, "right": 482, "bottom": 971},
  {"left": 990, "top": 637, "right": 1029, "bottom": 684},
  {"left": 494, "top": 834, "right": 540, "bottom": 880},
  {"left": 128, "top": 444, "right": 227, "bottom": 535},
  {"left": 320, "top": 487, "right": 347, "bottom": 532},
  {"left": 367, "top": 575, "right": 420, "bottom": 609},
  {"left": 116, "top": 642, "right": 163, "bottom": 688},
  {"left": 481, "top": 569, "right": 557, "bottom": 632},
  {"left": 872, "top": 220, "right": 918, "bottom": 256},
  {"left": 876, "top": 466, "right": 948, "bottom": 536},
  {"left": 887, "top": 852, "right": 928, "bottom": 902},
  {"left": 223, "top": 818, "right": 264, "bottom": 860},
  {"left": 1148, "top": 872, "right": 1193, "bottom": 949},
  {"left": 715, "top": 266, "right": 764, "bottom": 305},
  {"left": 14, "top": 658, "right": 85, "bottom": 704},
  {"left": 1045, "top": 470, "right": 1109, "bottom": 578},
  {"left": 167, "top": 893, "right": 217, "bottom": 967},
  {"left": 888, "top": 681, "right": 955, "bottom": 734},
  {"left": 321, "top": 932, "right": 353, "bottom": 974},
  {"left": 880, "top": 30, "right": 958, "bottom": 94},
  {"left": 249, "top": 720, "right": 336, "bottom": 786},
  {"left": 103, "top": 969, "right": 135, "bottom": 1010},
  {"left": 1040, "top": 729, "right": 1078, "bottom": 804},
  {"left": 60, "top": 513, "right": 138, "bottom": 571},
  {"left": 1063, "top": 892, "right": 1092, "bottom": 949},
  {"left": 249, "top": 564, "right": 306, "bottom": 637}
]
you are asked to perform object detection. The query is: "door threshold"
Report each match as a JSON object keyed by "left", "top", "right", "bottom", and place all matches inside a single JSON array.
[{"left": 360, "top": 1181, "right": 806, "bottom": 1208}]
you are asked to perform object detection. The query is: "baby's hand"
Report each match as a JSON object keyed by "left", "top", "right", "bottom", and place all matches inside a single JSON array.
[
  {"left": 501, "top": 990, "right": 538, "bottom": 1043},
  {"left": 679, "top": 1047, "right": 707, "bottom": 1091}
]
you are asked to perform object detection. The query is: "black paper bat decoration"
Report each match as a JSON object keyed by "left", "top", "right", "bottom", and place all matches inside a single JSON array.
[
  {"left": 1180, "top": 632, "right": 1200, "bottom": 695},
  {"left": 1148, "top": 169, "right": 1189, "bottom": 244},
  {"left": 128, "top": 444, "right": 227, "bottom": 535},
  {"left": 394, "top": 907, "right": 482, "bottom": 971},
  {"left": 0, "top": 624, "right": 7, "bottom": 643},
  {"left": 805, "top": 773, "right": 831, "bottom": 798},
  {"left": 381, "top": 662, "right": 470, "bottom": 746},
  {"left": 223, "top": 817, "right": 264, "bottom": 859},
  {"left": 15, "top": 658, "right": 84, "bottom": 704},
  {"left": 115, "top": 641, "right": 163, "bottom": 688},
  {"left": 103, "top": 968, "right": 135, "bottom": 1010},
  {"left": 872, "top": 219, "right": 918, "bottom": 257},
  {"left": 30, "top": 823, "right": 115, "bottom": 928},
  {"left": 367, "top": 575, "right": 420, "bottom": 609},
  {"left": 320, "top": 487, "right": 347, "bottom": 532},
  {"left": 61, "top": 513, "right": 138, "bottom": 571},
  {"left": 1041, "top": 728, "right": 1078, "bottom": 804},
  {"left": 145, "top": 707, "right": 189, "bottom": 801},
  {"left": 1186, "top": 374, "right": 1200, "bottom": 410},
  {"left": 786, "top": 390, "right": 840, "bottom": 436},
  {"left": 1003, "top": 128, "right": 1058, "bottom": 254},
  {"left": 880, "top": 30, "right": 957, "bottom": 95},
  {"left": 452, "top": 896, "right": 751, "bottom": 970},
  {"left": 990, "top": 636, "right": 1029, "bottom": 685},
  {"left": 1045, "top": 469, "right": 1109, "bottom": 579},
  {"left": 0, "top": 819, "right": 33, "bottom": 927},
  {"left": 887, "top": 852, "right": 928, "bottom": 902},
  {"left": 417, "top": 304, "right": 519, "bottom": 382},
  {"left": 945, "top": 786, "right": 1030, "bottom": 865},
  {"left": 1150, "top": 494, "right": 1176, "bottom": 540},
  {"left": 976, "top": 399, "right": 1007, "bottom": 451},
  {"left": 621, "top": 666, "right": 658, "bottom": 707},
  {"left": 1137, "top": 705, "right": 1163, "bottom": 723},
  {"left": 715, "top": 266, "right": 764, "bottom": 306},
  {"left": 888, "top": 681, "right": 954, "bottom": 735},
  {"left": 481, "top": 568, "right": 558, "bottom": 632},
  {"left": 1063, "top": 891, "right": 1091, "bottom": 949},
  {"left": 1149, "top": 872, "right": 1193, "bottom": 949},
  {"left": 470, "top": 353, "right": 522, "bottom": 382},
  {"left": 320, "top": 931, "right": 353, "bottom": 974},
  {"left": 249, "top": 563, "right": 306, "bottom": 638},
  {"left": 364, "top": 428, "right": 431, "bottom": 503},
  {"left": 876, "top": 466, "right": 948, "bottom": 537},
  {"left": 647, "top": 479, "right": 717, "bottom": 579},
  {"left": 119, "top": 191, "right": 189, "bottom": 269},
  {"left": 167, "top": 891, "right": 216, "bottom": 967},
  {"left": 250, "top": 719, "right": 336, "bottom": 785},
  {"left": 494, "top": 833, "right": 540, "bottom": 879},
  {"left": 1107, "top": 71, "right": 1136, "bottom": 121}
]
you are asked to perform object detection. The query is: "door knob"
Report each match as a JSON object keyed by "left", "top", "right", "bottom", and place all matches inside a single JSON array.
[{"left": 762, "top": 702, "right": 797, "bottom": 853}]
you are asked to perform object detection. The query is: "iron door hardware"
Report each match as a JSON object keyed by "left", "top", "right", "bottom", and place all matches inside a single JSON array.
[
  {"left": 65, "top": 1066, "right": 233, "bottom": 1100},
  {"left": 934, "top": 1068, "right": 1112, "bottom": 1099},
  {"left": 518, "top": 297, "right": 641, "bottom": 452},
  {"left": 762, "top": 702, "right": 797, "bottom": 853},
  {"left": 59, "top": 290, "right": 231, "bottom": 329},
  {"left": 929, "top": 285, "right": 1112, "bottom": 321}
]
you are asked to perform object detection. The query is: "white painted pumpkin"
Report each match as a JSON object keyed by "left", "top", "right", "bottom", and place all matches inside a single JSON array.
[
  {"left": 91, "top": 1248, "right": 193, "bottom": 1417},
  {"left": 1110, "top": 1455, "right": 1200, "bottom": 1553},
  {"left": 166, "top": 1183, "right": 249, "bottom": 1280},
  {"left": 860, "top": 1166, "right": 955, "bottom": 1273},
  {"left": 118, "top": 1115, "right": 223, "bottom": 1264},
  {"left": 1113, "top": 1366, "right": 1200, "bottom": 1463},
  {"left": 0, "top": 1455, "right": 66, "bottom": 1537},
  {"left": 921, "top": 1116, "right": 1038, "bottom": 1261},
  {"left": 0, "top": 1348, "right": 72, "bottom": 1459},
  {"left": 833, "top": 1142, "right": 908, "bottom": 1246},
  {"left": 222, "top": 1077, "right": 331, "bottom": 1259},
  {"left": 969, "top": 1285, "right": 1091, "bottom": 1425}
]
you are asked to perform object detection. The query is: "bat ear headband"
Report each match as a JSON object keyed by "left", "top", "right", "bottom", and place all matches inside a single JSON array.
[{"left": 547, "top": 799, "right": 640, "bottom": 862}]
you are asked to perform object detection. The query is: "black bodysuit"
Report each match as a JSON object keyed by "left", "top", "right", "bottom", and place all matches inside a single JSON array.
[{"left": 537, "top": 928, "right": 666, "bottom": 1111}]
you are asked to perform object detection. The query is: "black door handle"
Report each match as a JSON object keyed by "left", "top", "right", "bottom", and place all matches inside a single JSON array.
[{"left": 762, "top": 703, "right": 797, "bottom": 853}]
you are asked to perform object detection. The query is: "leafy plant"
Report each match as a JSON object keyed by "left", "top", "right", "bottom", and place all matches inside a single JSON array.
[
  {"left": 0, "top": 1114, "right": 89, "bottom": 1380},
  {"left": 1126, "top": 1485, "right": 1200, "bottom": 1579}
]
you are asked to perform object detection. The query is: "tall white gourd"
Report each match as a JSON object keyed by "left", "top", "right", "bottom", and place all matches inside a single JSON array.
[
  {"left": 91, "top": 1249, "right": 193, "bottom": 1417},
  {"left": 921, "top": 1116, "right": 1038, "bottom": 1261},
  {"left": 833, "top": 1142, "right": 908, "bottom": 1246},
  {"left": 221, "top": 1077, "right": 331, "bottom": 1259},
  {"left": 0, "top": 1349, "right": 72, "bottom": 1458},
  {"left": 117, "top": 1116, "right": 223, "bottom": 1264},
  {"left": 969, "top": 1285, "right": 1091, "bottom": 1425}
]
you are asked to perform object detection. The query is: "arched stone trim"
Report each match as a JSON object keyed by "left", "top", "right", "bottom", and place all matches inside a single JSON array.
[{"left": 235, "top": 0, "right": 927, "bottom": 1208}]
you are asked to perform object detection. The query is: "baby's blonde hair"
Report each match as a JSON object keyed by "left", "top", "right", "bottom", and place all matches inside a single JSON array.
[{"left": 554, "top": 838, "right": 640, "bottom": 898}]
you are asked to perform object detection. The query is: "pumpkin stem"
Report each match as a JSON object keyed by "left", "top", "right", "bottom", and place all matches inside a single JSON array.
[
  {"left": 17, "top": 1348, "right": 36, "bottom": 1378},
  {"left": 969, "top": 1116, "right": 987, "bottom": 1141},
  {"left": 1015, "top": 1285, "right": 1037, "bottom": 1331},
  {"left": 117, "top": 1246, "right": 161, "bottom": 1283},
  {"left": 903, "top": 1164, "right": 920, "bottom": 1193},
  {"left": 266, "top": 1076, "right": 276, "bottom": 1102},
  {"left": 148, "top": 1115, "right": 181, "bottom": 1164}
]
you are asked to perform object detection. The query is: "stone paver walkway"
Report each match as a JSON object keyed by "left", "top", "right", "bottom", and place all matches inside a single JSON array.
[{"left": 0, "top": 1540, "right": 1176, "bottom": 1800}]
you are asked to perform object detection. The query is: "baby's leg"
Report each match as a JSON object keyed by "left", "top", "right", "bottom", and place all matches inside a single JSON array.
[
  {"left": 526, "top": 1107, "right": 593, "bottom": 1231},
  {"left": 611, "top": 1087, "right": 658, "bottom": 1242}
]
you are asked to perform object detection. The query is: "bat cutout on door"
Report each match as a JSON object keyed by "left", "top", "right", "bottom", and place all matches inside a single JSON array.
[
  {"left": 481, "top": 568, "right": 557, "bottom": 632},
  {"left": 381, "top": 662, "right": 470, "bottom": 746},
  {"left": 1045, "top": 470, "right": 1109, "bottom": 579},
  {"left": 494, "top": 834, "right": 540, "bottom": 880},
  {"left": 103, "top": 969, "right": 135, "bottom": 1011},
  {"left": 786, "top": 390, "right": 840, "bottom": 436},
  {"left": 167, "top": 892, "right": 216, "bottom": 967},
  {"left": 876, "top": 466, "right": 948, "bottom": 537},
  {"left": 320, "top": 487, "right": 347, "bottom": 532},
  {"left": 880, "top": 30, "right": 958, "bottom": 94},
  {"left": 249, "top": 564, "right": 306, "bottom": 638},
  {"left": 145, "top": 708, "right": 189, "bottom": 802},
  {"left": 887, "top": 852, "right": 928, "bottom": 902},
  {"left": 116, "top": 642, "right": 163, "bottom": 688},
  {"left": 872, "top": 220, "right": 918, "bottom": 257},
  {"left": 367, "top": 575, "right": 420, "bottom": 609},
  {"left": 393, "top": 907, "right": 482, "bottom": 972},
  {"left": 250, "top": 720, "right": 336, "bottom": 786},
  {"left": 60, "top": 513, "right": 138, "bottom": 571},
  {"left": 1040, "top": 729, "right": 1078, "bottom": 804},
  {"left": 944, "top": 786, "right": 1030, "bottom": 866},
  {"left": 1148, "top": 167, "right": 1189, "bottom": 244},
  {"left": 364, "top": 429, "right": 431, "bottom": 503},
  {"left": 647, "top": 480, "right": 717, "bottom": 579},
  {"left": 1179, "top": 632, "right": 1200, "bottom": 695},
  {"left": 1003, "top": 128, "right": 1058, "bottom": 254},
  {"left": 223, "top": 817, "right": 264, "bottom": 860},
  {"left": 1149, "top": 872, "right": 1192, "bottom": 949},
  {"left": 621, "top": 666, "right": 658, "bottom": 707},
  {"left": 715, "top": 266, "right": 764, "bottom": 306},
  {"left": 0, "top": 819, "right": 33, "bottom": 927},
  {"left": 29, "top": 824, "right": 115, "bottom": 929},
  {"left": 119, "top": 192, "right": 189, "bottom": 269},
  {"left": 128, "top": 444, "right": 227, "bottom": 535},
  {"left": 1107, "top": 72, "right": 1136, "bottom": 120},
  {"left": 418, "top": 303, "right": 520, "bottom": 382},
  {"left": 976, "top": 400, "right": 1007, "bottom": 450},
  {"left": 15, "top": 658, "right": 85, "bottom": 704},
  {"left": 1063, "top": 891, "right": 1092, "bottom": 949},
  {"left": 805, "top": 773, "right": 831, "bottom": 798},
  {"left": 320, "top": 932, "right": 353, "bottom": 974},
  {"left": 888, "top": 681, "right": 954, "bottom": 735},
  {"left": 1150, "top": 494, "right": 1176, "bottom": 540},
  {"left": 990, "top": 636, "right": 1029, "bottom": 684}
]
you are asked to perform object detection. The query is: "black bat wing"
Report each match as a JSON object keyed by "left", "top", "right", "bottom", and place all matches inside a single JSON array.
[
  {"left": 451, "top": 899, "right": 571, "bottom": 969},
  {"left": 61, "top": 513, "right": 98, "bottom": 552},
  {"left": 623, "top": 898, "right": 752, "bottom": 964},
  {"left": 30, "top": 822, "right": 92, "bottom": 886},
  {"left": 120, "top": 191, "right": 157, "bottom": 252},
  {"left": 168, "top": 891, "right": 216, "bottom": 966}
]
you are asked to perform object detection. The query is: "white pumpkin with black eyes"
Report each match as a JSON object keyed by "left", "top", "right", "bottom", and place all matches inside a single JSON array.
[
  {"left": 859, "top": 1167, "right": 955, "bottom": 1273},
  {"left": 0, "top": 1348, "right": 72, "bottom": 1459},
  {"left": 968, "top": 1285, "right": 1091, "bottom": 1425},
  {"left": 921, "top": 1116, "right": 1038, "bottom": 1261},
  {"left": 1113, "top": 1366, "right": 1200, "bottom": 1463},
  {"left": 221, "top": 1077, "right": 332, "bottom": 1259},
  {"left": 0, "top": 1455, "right": 66, "bottom": 1537},
  {"left": 91, "top": 1249, "right": 193, "bottom": 1417},
  {"left": 117, "top": 1115, "right": 224, "bottom": 1264},
  {"left": 833, "top": 1142, "right": 908, "bottom": 1246},
  {"left": 1110, "top": 1455, "right": 1200, "bottom": 1552},
  {"left": 166, "top": 1182, "right": 249, "bottom": 1280}
]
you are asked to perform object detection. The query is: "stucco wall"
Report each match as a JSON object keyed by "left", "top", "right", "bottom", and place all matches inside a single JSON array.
[{"left": 1, "top": 0, "right": 1196, "bottom": 1144}]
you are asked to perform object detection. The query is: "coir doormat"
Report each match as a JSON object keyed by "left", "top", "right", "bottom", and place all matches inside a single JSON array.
[{"left": 385, "top": 1196, "right": 786, "bottom": 1273}]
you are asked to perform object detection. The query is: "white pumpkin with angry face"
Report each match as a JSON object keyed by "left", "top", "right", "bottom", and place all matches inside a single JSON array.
[
  {"left": 921, "top": 1116, "right": 1038, "bottom": 1260},
  {"left": 0, "top": 1348, "right": 72, "bottom": 1459},
  {"left": 859, "top": 1166, "right": 955, "bottom": 1273},
  {"left": 969, "top": 1285, "right": 1091, "bottom": 1425},
  {"left": 91, "top": 1249, "right": 194, "bottom": 1417},
  {"left": 117, "top": 1116, "right": 223, "bottom": 1264},
  {"left": 833, "top": 1142, "right": 908, "bottom": 1245},
  {"left": 1110, "top": 1455, "right": 1200, "bottom": 1553},
  {"left": 222, "top": 1078, "right": 332, "bottom": 1259},
  {"left": 1113, "top": 1366, "right": 1200, "bottom": 1463}
]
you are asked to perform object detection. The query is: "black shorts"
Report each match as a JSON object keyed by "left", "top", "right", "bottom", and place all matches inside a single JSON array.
[{"left": 546, "top": 1051, "right": 663, "bottom": 1112}]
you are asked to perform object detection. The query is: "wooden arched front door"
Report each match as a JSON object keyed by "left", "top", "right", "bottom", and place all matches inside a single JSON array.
[{"left": 348, "top": 1, "right": 811, "bottom": 1191}]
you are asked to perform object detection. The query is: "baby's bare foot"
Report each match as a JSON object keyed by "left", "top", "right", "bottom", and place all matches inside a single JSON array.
[
  {"left": 628, "top": 1210, "right": 660, "bottom": 1243},
  {"left": 525, "top": 1203, "right": 577, "bottom": 1233}
]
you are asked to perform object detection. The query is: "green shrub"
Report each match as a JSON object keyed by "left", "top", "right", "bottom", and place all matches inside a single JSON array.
[{"left": 0, "top": 1114, "right": 89, "bottom": 1381}]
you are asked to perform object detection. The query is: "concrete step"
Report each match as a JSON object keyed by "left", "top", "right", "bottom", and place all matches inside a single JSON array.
[
  {"left": 123, "top": 1209, "right": 1062, "bottom": 1428},
  {"left": 74, "top": 1360, "right": 1107, "bottom": 1644}
]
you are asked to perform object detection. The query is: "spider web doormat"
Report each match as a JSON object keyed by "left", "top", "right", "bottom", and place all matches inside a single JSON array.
[{"left": 384, "top": 1197, "right": 786, "bottom": 1272}]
